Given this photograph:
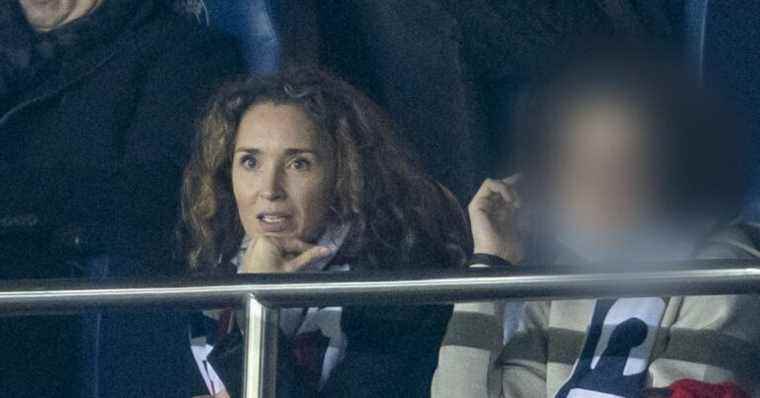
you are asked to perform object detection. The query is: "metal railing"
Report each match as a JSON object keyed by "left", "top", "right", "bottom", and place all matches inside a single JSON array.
[{"left": 1, "top": 259, "right": 760, "bottom": 398}]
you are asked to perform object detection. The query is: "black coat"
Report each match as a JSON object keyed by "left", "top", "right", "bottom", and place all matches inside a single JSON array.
[
  {"left": 202, "top": 303, "right": 452, "bottom": 398},
  {"left": 319, "top": 304, "right": 452, "bottom": 397},
  {"left": 0, "top": 2, "right": 243, "bottom": 397},
  {"left": 196, "top": 247, "right": 456, "bottom": 398},
  {"left": 0, "top": 1, "right": 243, "bottom": 277}
]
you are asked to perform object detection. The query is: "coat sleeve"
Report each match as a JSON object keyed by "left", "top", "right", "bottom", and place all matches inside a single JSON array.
[
  {"left": 647, "top": 231, "right": 760, "bottom": 396},
  {"left": 320, "top": 304, "right": 453, "bottom": 398},
  {"left": 433, "top": 300, "right": 550, "bottom": 398},
  {"left": 646, "top": 294, "right": 760, "bottom": 396}
]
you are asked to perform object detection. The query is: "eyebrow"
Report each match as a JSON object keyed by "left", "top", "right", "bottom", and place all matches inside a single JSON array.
[{"left": 234, "top": 147, "right": 318, "bottom": 156}]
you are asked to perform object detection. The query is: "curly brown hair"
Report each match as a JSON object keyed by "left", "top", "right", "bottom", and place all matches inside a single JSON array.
[{"left": 179, "top": 67, "right": 470, "bottom": 273}]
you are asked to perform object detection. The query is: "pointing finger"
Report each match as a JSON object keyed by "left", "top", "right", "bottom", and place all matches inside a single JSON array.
[{"left": 285, "top": 245, "right": 336, "bottom": 272}]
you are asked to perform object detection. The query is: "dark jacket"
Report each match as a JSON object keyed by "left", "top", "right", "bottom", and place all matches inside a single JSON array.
[
  {"left": 195, "top": 248, "right": 455, "bottom": 398},
  {"left": 0, "top": 2, "right": 243, "bottom": 397},
  {"left": 319, "top": 304, "right": 452, "bottom": 397},
  {"left": 0, "top": 0, "right": 243, "bottom": 277},
  {"left": 200, "top": 302, "right": 452, "bottom": 398}
]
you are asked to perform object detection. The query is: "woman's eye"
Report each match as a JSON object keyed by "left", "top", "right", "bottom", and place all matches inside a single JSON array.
[
  {"left": 240, "top": 155, "right": 257, "bottom": 170},
  {"left": 289, "top": 158, "right": 312, "bottom": 171}
]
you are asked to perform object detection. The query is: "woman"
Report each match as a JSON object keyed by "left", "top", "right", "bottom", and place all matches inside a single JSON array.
[
  {"left": 433, "top": 55, "right": 760, "bottom": 397},
  {"left": 180, "top": 67, "right": 469, "bottom": 398}
]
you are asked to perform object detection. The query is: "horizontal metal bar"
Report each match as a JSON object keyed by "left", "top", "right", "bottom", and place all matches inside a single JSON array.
[{"left": 0, "top": 259, "right": 759, "bottom": 315}]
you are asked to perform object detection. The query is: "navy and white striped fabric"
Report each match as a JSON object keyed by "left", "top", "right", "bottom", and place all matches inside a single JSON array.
[{"left": 555, "top": 297, "right": 667, "bottom": 398}]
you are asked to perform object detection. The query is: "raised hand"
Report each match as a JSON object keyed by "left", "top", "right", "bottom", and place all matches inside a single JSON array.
[{"left": 468, "top": 174, "right": 524, "bottom": 264}]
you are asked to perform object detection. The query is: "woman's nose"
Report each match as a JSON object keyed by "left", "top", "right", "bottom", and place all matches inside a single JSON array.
[
  {"left": 258, "top": 167, "right": 286, "bottom": 201},
  {"left": 260, "top": 188, "right": 285, "bottom": 201}
]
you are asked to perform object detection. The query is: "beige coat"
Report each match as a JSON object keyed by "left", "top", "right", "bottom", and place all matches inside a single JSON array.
[{"left": 433, "top": 227, "right": 760, "bottom": 397}]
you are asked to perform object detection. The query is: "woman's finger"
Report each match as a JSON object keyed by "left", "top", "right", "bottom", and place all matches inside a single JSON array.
[
  {"left": 274, "top": 237, "right": 315, "bottom": 255},
  {"left": 285, "top": 245, "right": 336, "bottom": 272}
]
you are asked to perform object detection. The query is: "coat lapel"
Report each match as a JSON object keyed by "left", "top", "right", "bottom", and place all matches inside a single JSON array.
[{"left": 0, "top": 42, "right": 119, "bottom": 125}]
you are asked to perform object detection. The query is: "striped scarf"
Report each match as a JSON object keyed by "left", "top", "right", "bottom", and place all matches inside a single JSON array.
[{"left": 192, "top": 224, "right": 351, "bottom": 395}]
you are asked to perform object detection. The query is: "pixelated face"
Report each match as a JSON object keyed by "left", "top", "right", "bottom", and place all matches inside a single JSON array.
[
  {"left": 232, "top": 102, "right": 337, "bottom": 242},
  {"left": 19, "top": 0, "right": 102, "bottom": 32},
  {"left": 547, "top": 96, "right": 658, "bottom": 234}
]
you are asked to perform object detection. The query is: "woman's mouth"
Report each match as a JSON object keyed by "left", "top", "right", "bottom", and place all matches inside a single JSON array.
[{"left": 256, "top": 213, "right": 294, "bottom": 233}]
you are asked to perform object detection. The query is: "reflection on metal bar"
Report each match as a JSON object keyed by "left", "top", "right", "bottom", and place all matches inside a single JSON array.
[
  {"left": 0, "top": 260, "right": 759, "bottom": 315},
  {"left": 243, "top": 294, "right": 279, "bottom": 398}
]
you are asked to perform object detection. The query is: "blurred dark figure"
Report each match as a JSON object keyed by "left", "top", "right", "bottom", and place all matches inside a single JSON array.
[
  {"left": 0, "top": 0, "right": 242, "bottom": 396},
  {"left": 275, "top": 0, "right": 683, "bottom": 202}
]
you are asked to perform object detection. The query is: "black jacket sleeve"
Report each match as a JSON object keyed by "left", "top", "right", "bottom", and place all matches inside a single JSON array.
[
  {"left": 320, "top": 304, "right": 453, "bottom": 398},
  {"left": 207, "top": 327, "right": 310, "bottom": 398}
]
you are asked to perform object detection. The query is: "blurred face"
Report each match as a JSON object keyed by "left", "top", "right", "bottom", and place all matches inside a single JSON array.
[
  {"left": 547, "top": 97, "right": 658, "bottom": 235},
  {"left": 19, "top": 0, "right": 102, "bottom": 32},
  {"left": 232, "top": 103, "right": 336, "bottom": 242}
]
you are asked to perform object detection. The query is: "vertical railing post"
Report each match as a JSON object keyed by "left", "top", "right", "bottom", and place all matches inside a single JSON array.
[{"left": 243, "top": 294, "right": 279, "bottom": 398}]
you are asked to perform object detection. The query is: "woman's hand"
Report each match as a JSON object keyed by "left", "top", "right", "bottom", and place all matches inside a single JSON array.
[
  {"left": 241, "top": 236, "right": 335, "bottom": 273},
  {"left": 468, "top": 174, "right": 524, "bottom": 264}
]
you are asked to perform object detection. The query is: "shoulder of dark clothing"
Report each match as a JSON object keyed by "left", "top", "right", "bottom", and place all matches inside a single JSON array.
[
  {"left": 0, "top": 0, "right": 244, "bottom": 277},
  {"left": 126, "top": 2, "right": 242, "bottom": 65}
]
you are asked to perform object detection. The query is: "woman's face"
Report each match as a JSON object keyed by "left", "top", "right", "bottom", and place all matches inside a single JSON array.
[
  {"left": 232, "top": 102, "right": 336, "bottom": 242},
  {"left": 19, "top": 0, "right": 102, "bottom": 32},
  {"left": 547, "top": 96, "right": 658, "bottom": 235}
]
